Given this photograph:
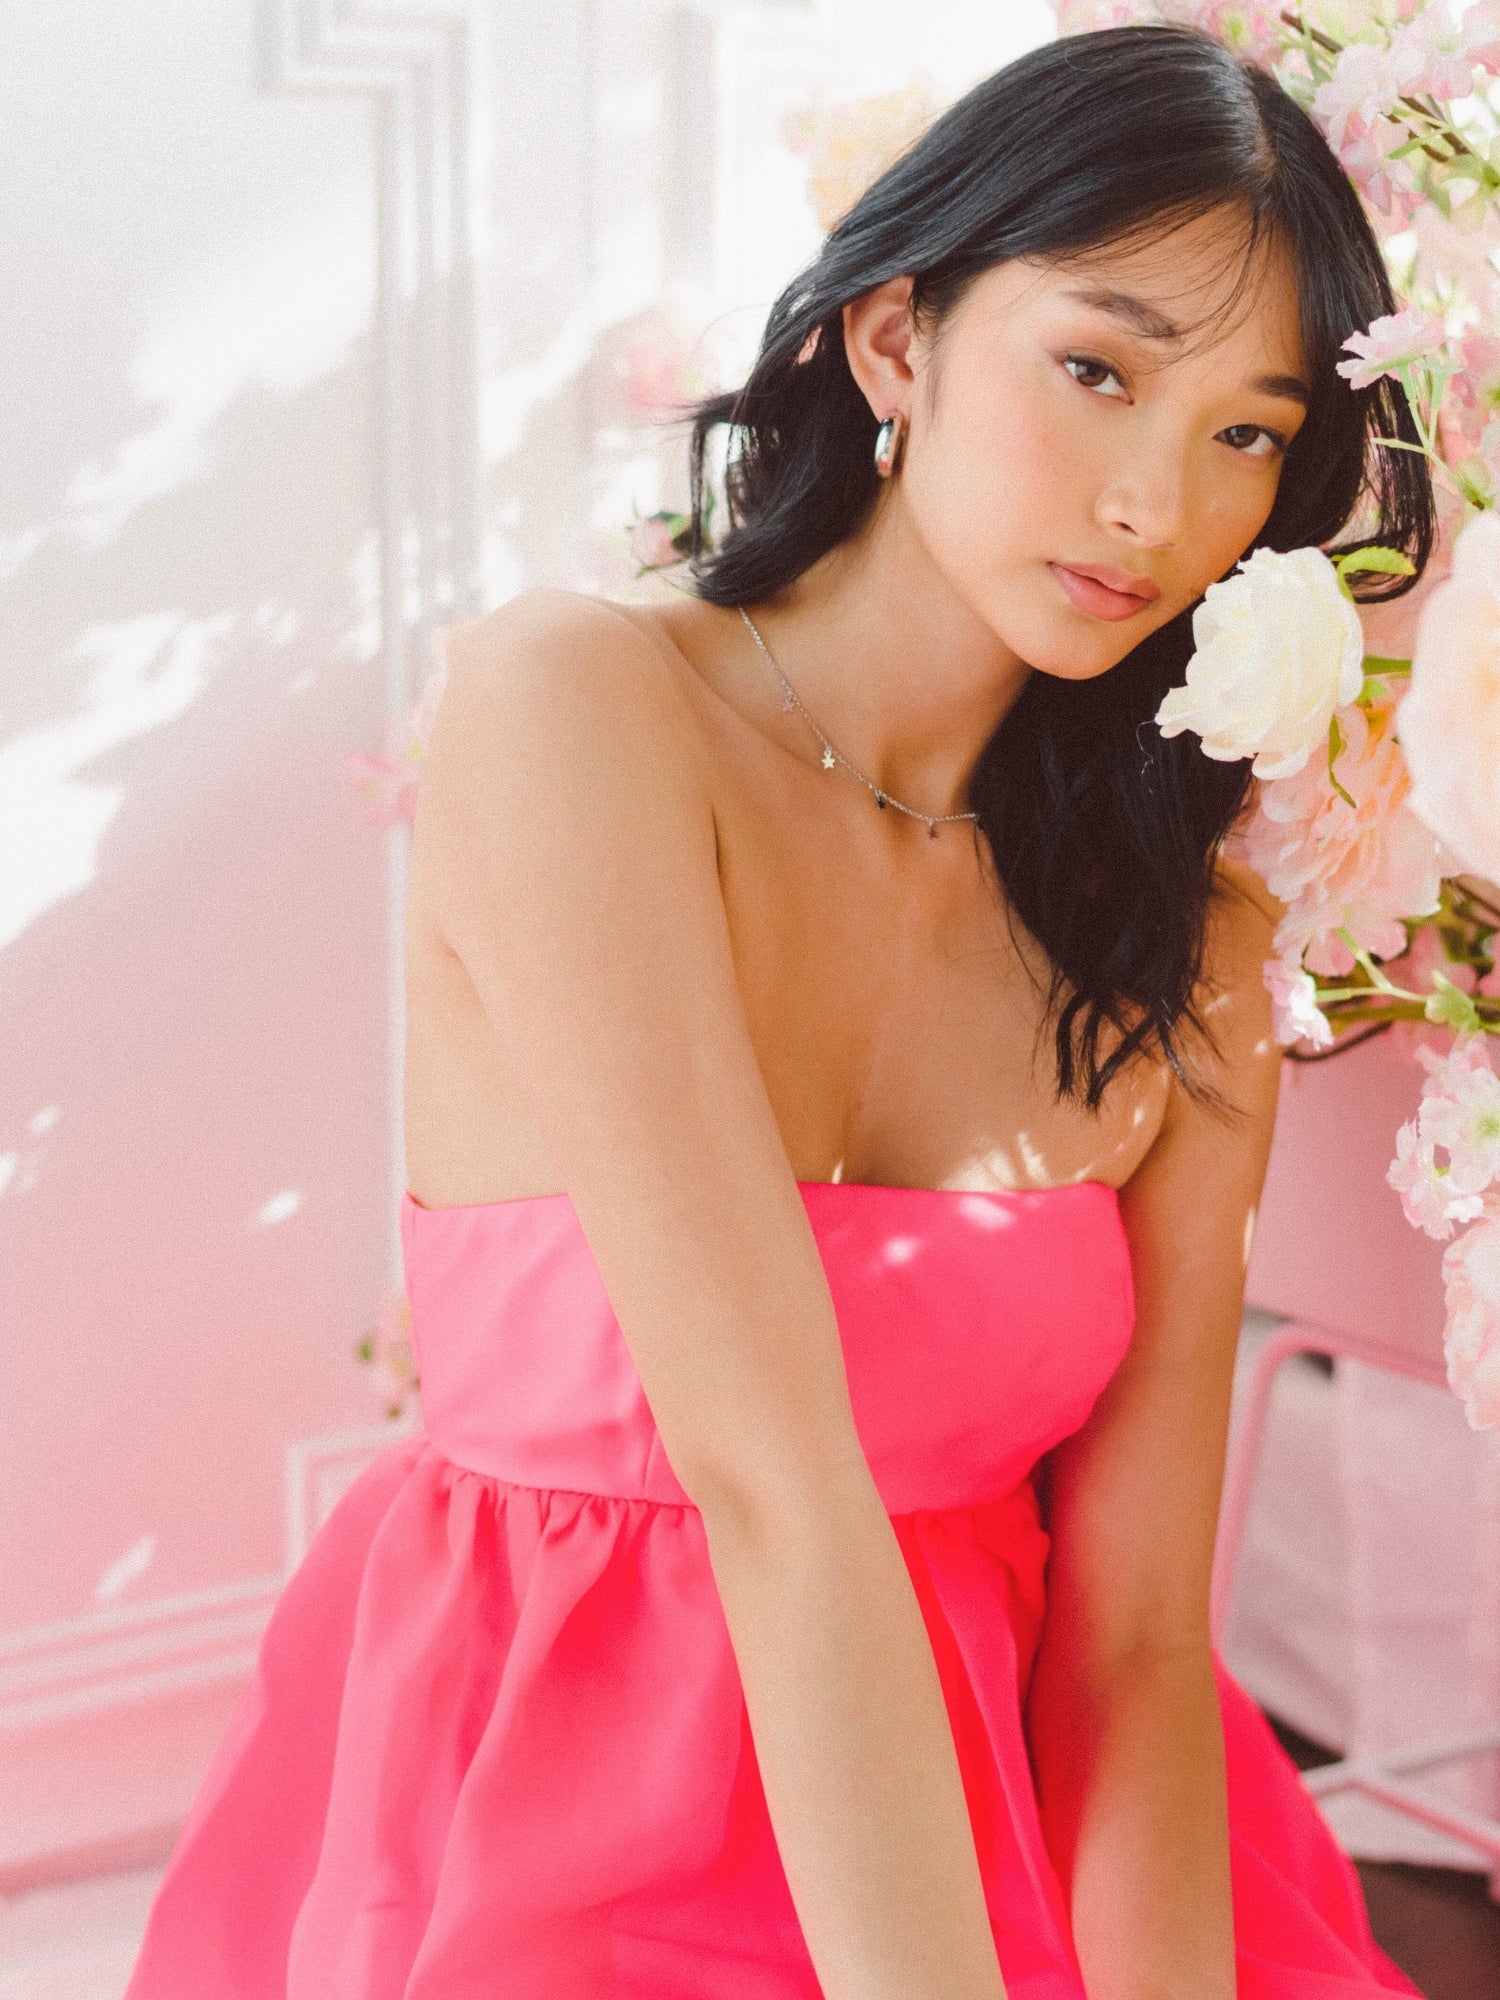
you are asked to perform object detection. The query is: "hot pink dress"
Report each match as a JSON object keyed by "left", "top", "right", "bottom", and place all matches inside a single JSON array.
[{"left": 124, "top": 1180, "right": 1420, "bottom": 1999}]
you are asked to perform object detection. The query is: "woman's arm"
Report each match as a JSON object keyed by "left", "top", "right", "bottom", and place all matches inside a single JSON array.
[
  {"left": 417, "top": 592, "right": 1007, "bottom": 2000},
  {"left": 1024, "top": 860, "right": 1285, "bottom": 2000}
]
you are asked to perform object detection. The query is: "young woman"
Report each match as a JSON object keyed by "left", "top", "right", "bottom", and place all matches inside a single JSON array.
[{"left": 125, "top": 24, "right": 1434, "bottom": 2000}]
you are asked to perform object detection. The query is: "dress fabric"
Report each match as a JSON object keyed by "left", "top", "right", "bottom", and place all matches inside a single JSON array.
[{"left": 124, "top": 1180, "right": 1421, "bottom": 1999}]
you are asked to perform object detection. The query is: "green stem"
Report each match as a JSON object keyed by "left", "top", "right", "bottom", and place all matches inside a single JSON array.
[
  {"left": 1369, "top": 436, "right": 1470, "bottom": 503},
  {"left": 1320, "top": 999, "right": 1429, "bottom": 1025},
  {"left": 1332, "top": 926, "right": 1428, "bottom": 1001}
]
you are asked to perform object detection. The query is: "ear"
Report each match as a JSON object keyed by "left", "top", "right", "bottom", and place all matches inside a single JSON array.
[{"left": 841, "top": 275, "right": 919, "bottom": 424}]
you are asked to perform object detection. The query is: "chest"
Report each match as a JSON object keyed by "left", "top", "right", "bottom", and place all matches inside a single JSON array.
[{"left": 689, "top": 673, "right": 1171, "bottom": 1192}]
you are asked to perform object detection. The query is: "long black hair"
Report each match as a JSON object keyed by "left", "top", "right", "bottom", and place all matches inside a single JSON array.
[{"left": 674, "top": 24, "right": 1436, "bottom": 1114}]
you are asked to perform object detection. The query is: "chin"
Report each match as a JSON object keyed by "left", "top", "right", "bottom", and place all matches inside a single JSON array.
[{"left": 1007, "top": 625, "right": 1139, "bottom": 684}]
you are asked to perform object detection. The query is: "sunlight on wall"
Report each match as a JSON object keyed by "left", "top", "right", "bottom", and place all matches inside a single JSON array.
[
  {"left": 64, "top": 186, "right": 373, "bottom": 554},
  {"left": 0, "top": 610, "right": 238, "bottom": 950}
]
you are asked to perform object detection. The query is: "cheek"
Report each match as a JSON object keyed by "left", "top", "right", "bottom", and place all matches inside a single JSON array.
[
  {"left": 912, "top": 379, "right": 1088, "bottom": 559},
  {"left": 1190, "top": 470, "right": 1281, "bottom": 580}
]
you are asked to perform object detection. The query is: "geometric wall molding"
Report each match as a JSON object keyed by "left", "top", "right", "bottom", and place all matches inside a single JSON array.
[
  {"left": 258, "top": 0, "right": 490, "bottom": 1245},
  {"left": 260, "top": 0, "right": 490, "bottom": 697}
]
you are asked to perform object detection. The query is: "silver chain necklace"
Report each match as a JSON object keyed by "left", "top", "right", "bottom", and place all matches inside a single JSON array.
[{"left": 737, "top": 606, "right": 980, "bottom": 841}]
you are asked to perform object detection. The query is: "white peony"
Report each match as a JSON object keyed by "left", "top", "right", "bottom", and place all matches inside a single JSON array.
[
  {"left": 1155, "top": 546, "right": 1367, "bottom": 780},
  {"left": 1397, "top": 508, "right": 1500, "bottom": 885}
]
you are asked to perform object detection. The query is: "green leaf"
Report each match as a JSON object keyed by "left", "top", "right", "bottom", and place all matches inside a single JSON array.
[
  {"left": 1424, "top": 970, "right": 1484, "bottom": 1033},
  {"left": 1336, "top": 545, "right": 1417, "bottom": 581}
]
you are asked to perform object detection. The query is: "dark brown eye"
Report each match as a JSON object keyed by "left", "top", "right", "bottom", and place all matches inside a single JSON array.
[
  {"left": 1221, "top": 423, "right": 1285, "bottom": 458},
  {"left": 1063, "top": 353, "right": 1127, "bottom": 397}
]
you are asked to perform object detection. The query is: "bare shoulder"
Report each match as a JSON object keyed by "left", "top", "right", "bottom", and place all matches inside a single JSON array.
[
  {"left": 439, "top": 586, "right": 701, "bottom": 741},
  {"left": 413, "top": 588, "right": 715, "bottom": 933}
]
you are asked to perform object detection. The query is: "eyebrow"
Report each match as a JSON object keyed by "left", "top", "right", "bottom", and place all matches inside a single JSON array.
[
  {"left": 1061, "top": 285, "right": 1311, "bottom": 404},
  {"left": 1064, "top": 284, "right": 1183, "bottom": 341}
]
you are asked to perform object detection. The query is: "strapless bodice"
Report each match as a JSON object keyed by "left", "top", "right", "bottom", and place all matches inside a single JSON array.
[{"left": 399, "top": 1179, "right": 1135, "bottom": 1515}]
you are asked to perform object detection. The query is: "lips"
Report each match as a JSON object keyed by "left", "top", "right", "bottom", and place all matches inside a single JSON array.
[{"left": 1048, "top": 561, "right": 1161, "bottom": 622}]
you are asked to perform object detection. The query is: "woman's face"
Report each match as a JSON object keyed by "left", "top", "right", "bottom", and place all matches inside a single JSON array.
[{"left": 882, "top": 208, "right": 1312, "bottom": 682}]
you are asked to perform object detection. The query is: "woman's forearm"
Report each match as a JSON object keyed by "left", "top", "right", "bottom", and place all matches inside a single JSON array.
[
  {"left": 1025, "top": 1632, "right": 1236, "bottom": 2000},
  {"left": 698, "top": 1470, "right": 1009, "bottom": 2000}
]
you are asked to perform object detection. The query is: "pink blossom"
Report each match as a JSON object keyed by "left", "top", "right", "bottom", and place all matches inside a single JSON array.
[
  {"left": 1149, "top": 0, "right": 1283, "bottom": 59},
  {"left": 1455, "top": 415, "right": 1500, "bottom": 507},
  {"left": 1052, "top": 1, "right": 1148, "bottom": 27},
  {"left": 1388, "top": 1116, "right": 1486, "bottom": 1235},
  {"left": 1265, "top": 956, "right": 1335, "bottom": 1048},
  {"left": 1242, "top": 694, "right": 1444, "bottom": 977},
  {"left": 1336, "top": 305, "right": 1450, "bottom": 390},
  {"left": 1440, "top": 1209, "right": 1500, "bottom": 1428},
  {"left": 1309, "top": 24, "right": 1487, "bottom": 218},
  {"left": 1412, "top": 1, "right": 1500, "bottom": 85},
  {"left": 1384, "top": 2, "right": 1497, "bottom": 98},
  {"left": 1340, "top": 123, "right": 1421, "bottom": 221},
  {"left": 1410, "top": 202, "right": 1500, "bottom": 326},
  {"left": 1387, "top": 1035, "right": 1500, "bottom": 1245},
  {"left": 619, "top": 322, "right": 708, "bottom": 415},
  {"left": 1397, "top": 508, "right": 1500, "bottom": 885},
  {"left": 1313, "top": 43, "right": 1407, "bottom": 155},
  {"left": 1198, "top": 2, "right": 1285, "bottom": 61},
  {"left": 1418, "top": 1031, "right": 1500, "bottom": 1193},
  {"left": 1463, "top": 0, "right": 1500, "bottom": 73},
  {"left": 345, "top": 650, "right": 449, "bottom": 829},
  {"left": 1449, "top": 332, "right": 1500, "bottom": 447},
  {"left": 346, "top": 748, "right": 418, "bottom": 827},
  {"left": 629, "top": 512, "right": 686, "bottom": 572}
]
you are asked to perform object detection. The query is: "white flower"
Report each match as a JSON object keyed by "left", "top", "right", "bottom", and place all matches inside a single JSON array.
[
  {"left": 1265, "top": 956, "right": 1335, "bottom": 1048},
  {"left": 1396, "top": 508, "right": 1500, "bottom": 884},
  {"left": 1155, "top": 546, "right": 1367, "bottom": 779},
  {"left": 1440, "top": 1210, "right": 1500, "bottom": 1429}
]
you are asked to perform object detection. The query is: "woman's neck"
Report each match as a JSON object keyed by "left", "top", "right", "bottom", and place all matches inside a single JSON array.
[{"left": 737, "top": 489, "right": 1033, "bottom": 821}]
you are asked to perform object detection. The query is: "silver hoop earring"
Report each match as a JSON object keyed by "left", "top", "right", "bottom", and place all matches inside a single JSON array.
[{"left": 873, "top": 412, "right": 906, "bottom": 478}]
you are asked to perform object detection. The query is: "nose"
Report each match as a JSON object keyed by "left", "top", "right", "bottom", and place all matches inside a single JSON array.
[{"left": 1095, "top": 447, "right": 1188, "bottom": 551}]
